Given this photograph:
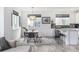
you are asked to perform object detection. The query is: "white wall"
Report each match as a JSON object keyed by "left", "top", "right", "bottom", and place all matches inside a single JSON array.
[
  {"left": 4, "top": 7, "right": 22, "bottom": 41},
  {"left": 20, "top": 7, "right": 76, "bottom": 36},
  {"left": 0, "top": 7, "right": 4, "bottom": 37},
  {"left": 20, "top": 7, "right": 76, "bottom": 23},
  {"left": 4, "top": 7, "right": 78, "bottom": 38}
]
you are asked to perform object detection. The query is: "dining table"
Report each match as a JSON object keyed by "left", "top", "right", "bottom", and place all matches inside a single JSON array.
[{"left": 24, "top": 31, "right": 39, "bottom": 43}]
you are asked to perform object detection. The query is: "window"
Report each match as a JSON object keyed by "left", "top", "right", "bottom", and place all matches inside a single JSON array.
[
  {"left": 12, "top": 10, "right": 20, "bottom": 30},
  {"left": 55, "top": 14, "right": 70, "bottom": 25},
  {"left": 33, "top": 18, "right": 41, "bottom": 27},
  {"left": 27, "top": 14, "right": 41, "bottom": 29}
]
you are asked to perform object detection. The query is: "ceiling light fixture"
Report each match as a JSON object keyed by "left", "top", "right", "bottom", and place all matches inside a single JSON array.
[{"left": 29, "top": 7, "right": 36, "bottom": 20}]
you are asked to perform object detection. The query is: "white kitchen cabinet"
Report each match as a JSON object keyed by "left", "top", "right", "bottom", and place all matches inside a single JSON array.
[
  {"left": 75, "top": 13, "right": 79, "bottom": 23},
  {"left": 69, "top": 30, "right": 78, "bottom": 45},
  {"left": 61, "top": 29, "right": 79, "bottom": 45}
]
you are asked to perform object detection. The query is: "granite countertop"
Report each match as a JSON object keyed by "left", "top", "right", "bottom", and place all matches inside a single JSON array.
[
  {"left": 61, "top": 28, "right": 79, "bottom": 30},
  {"left": 58, "top": 28, "right": 79, "bottom": 33}
]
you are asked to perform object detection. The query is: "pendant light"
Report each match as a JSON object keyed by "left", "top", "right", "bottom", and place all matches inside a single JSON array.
[{"left": 29, "top": 7, "right": 36, "bottom": 20}]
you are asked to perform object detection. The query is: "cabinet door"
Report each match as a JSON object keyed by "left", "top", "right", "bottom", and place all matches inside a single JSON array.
[
  {"left": 69, "top": 30, "right": 78, "bottom": 45},
  {"left": 76, "top": 13, "right": 79, "bottom": 23}
]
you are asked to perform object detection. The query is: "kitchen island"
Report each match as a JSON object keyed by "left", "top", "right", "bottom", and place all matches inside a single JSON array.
[{"left": 59, "top": 28, "right": 79, "bottom": 45}]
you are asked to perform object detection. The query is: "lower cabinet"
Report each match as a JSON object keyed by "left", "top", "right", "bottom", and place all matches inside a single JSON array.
[{"left": 63, "top": 29, "right": 79, "bottom": 45}]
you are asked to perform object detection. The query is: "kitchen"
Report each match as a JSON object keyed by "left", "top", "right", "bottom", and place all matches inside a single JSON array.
[{"left": 54, "top": 11, "right": 79, "bottom": 45}]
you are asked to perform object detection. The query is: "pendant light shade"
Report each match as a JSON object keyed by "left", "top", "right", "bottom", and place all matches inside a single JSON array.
[
  {"left": 28, "top": 7, "right": 41, "bottom": 20},
  {"left": 29, "top": 7, "right": 36, "bottom": 20},
  {"left": 29, "top": 15, "right": 36, "bottom": 20}
]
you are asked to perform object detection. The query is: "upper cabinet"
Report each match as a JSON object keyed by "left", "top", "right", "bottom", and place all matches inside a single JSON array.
[{"left": 75, "top": 12, "right": 79, "bottom": 24}]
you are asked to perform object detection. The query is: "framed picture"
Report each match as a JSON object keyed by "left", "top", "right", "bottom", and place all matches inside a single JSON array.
[{"left": 42, "top": 17, "right": 50, "bottom": 24}]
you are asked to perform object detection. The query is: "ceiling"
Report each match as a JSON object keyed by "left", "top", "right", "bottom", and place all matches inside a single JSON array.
[{"left": 17, "top": 7, "right": 79, "bottom": 12}]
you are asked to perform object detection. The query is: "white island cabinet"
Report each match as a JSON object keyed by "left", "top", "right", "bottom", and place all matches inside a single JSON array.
[
  {"left": 61, "top": 28, "right": 79, "bottom": 45},
  {"left": 69, "top": 30, "right": 78, "bottom": 45}
]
